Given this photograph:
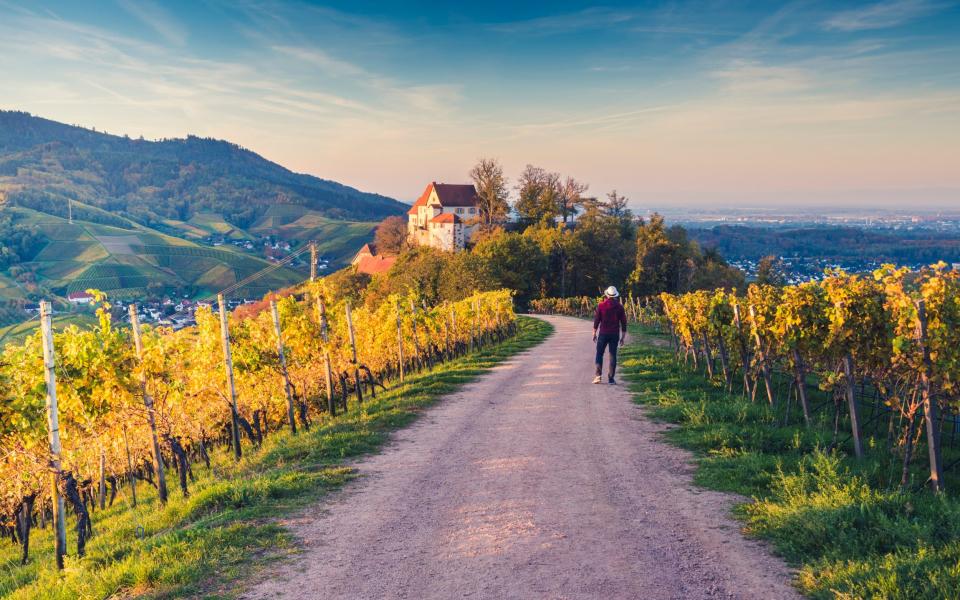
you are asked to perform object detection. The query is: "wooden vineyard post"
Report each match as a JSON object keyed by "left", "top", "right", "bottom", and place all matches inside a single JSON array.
[
  {"left": 218, "top": 294, "right": 242, "bottom": 460},
  {"left": 732, "top": 303, "right": 753, "bottom": 397},
  {"left": 315, "top": 297, "right": 336, "bottom": 417},
  {"left": 916, "top": 300, "right": 944, "bottom": 492},
  {"left": 701, "top": 332, "right": 715, "bottom": 379},
  {"left": 310, "top": 241, "right": 318, "bottom": 282},
  {"left": 842, "top": 354, "right": 865, "bottom": 459},
  {"left": 98, "top": 448, "right": 106, "bottom": 510},
  {"left": 791, "top": 348, "right": 812, "bottom": 426},
  {"left": 271, "top": 301, "right": 297, "bottom": 435},
  {"left": 345, "top": 302, "right": 363, "bottom": 405},
  {"left": 395, "top": 301, "right": 405, "bottom": 383},
  {"left": 442, "top": 303, "right": 452, "bottom": 360},
  {"left": 716, "top": 334, "right": 733, "bottom": 390},
  {"left": 422, "top": 300, "right": 434, "bottom": 369},
  {"left": 39, "top": 301, "right": 67, "bottom": 570},
  {"left": 129, "top": 305, "right": 168, "bottom": 503},
  {"left": 748, "top": 306, "right": 775, "bottom": 405},
  {"left": 123, "top": 425, "right": 136, "bottom": 507},
  {"left": 409, "top": 299, "right": 422, "bottom": 370},
  {"left": 450, "top": 306, "right": 458, "bottom": 358},
  {"left": 472, "top": 297, "right": 480, "bottom": 352}
]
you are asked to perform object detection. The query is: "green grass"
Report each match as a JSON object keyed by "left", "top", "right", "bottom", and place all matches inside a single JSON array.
[
  {"left": 248, "top": 204, "right": 377, "bottom": 265},
  {"left": 621, "top": 326, "right": 960, "bottom": 599},
  {"left": 0, "top": 313, "right": 99, "bottom": 345},
  {"left": 7, "top": 207, "right": 303, "bottom": 299},
  {"left": 0, "top": 316, "right": 553, "bottom": 600}
]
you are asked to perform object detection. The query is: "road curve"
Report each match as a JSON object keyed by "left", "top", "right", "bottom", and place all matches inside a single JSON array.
[{"left": 243, "top": 315, "right": 798, "bottom": 600}]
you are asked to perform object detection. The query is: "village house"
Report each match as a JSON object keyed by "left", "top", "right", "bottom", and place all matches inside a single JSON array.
[
  {"left": 407, "top": 182, "right": 479, "bottom": 251},
  {"left": 351, "top": 243, "right": 397, "bottom": 276},
  {"left": 67, "top": 291, "right": 94, "bottom": 305}
]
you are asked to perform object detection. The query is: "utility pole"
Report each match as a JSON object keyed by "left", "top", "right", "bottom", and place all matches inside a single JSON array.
[
  {"left": 310, "top": 241, "right": 318, "bottom": 282},
  {"left": 315, "top": 296, "right": 336, "bottom": 416},
  {"left": 68, "top": 198, "right": 73, "bottom": 225},
  {"left": 129, "top": 305, "right": 168, "bottom": 504},
  {"left": 271, "top": 300, "right": 297, "bottom": 434},
  {"left": 39, "top": 301, "right": 67, "bottom": 570},
  {"left": 218, "top": 294, "right": 242, "bottom": 460}
]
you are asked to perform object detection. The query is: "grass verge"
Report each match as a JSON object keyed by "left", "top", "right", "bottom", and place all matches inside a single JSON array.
[
  {"left": 0, "top": 316, "right": 553, "bottom": 600},
  {"left": 621, "top": 325, "right": 960, "bottom": 600}
]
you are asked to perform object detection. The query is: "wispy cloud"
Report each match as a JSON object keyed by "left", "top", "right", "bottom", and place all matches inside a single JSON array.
[
  {"left": 489, "top": 8, "right": 634, "bottom": 35},
  {"left": 824, "top": 0, "right": 950, "bottom": 32},
  {"left": 116, "top": 0, "right": 187, "bottom": 46},
  {"left": 712, "top": 60, "right": 813, "bottom": 94}
]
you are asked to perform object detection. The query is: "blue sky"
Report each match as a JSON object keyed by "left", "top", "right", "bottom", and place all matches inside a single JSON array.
[{"left": 1, "top": 0, "right": 958, "bottom": 208}]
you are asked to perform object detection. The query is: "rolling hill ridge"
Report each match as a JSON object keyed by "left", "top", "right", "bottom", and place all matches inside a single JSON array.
[{"left": 0, "top": 111, "right": 404, "bottom": 309}]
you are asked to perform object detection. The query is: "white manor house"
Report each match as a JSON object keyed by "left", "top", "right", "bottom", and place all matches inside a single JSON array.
[{"left": 407, "top": 182, "right": 479, "bottom": 251}]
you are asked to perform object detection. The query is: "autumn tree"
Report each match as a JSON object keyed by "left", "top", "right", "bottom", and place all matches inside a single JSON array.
[
  {"left": 557, "top": 177, "right": 588, "bottom": 223},
  {"left": 603, "top": 190, "right": 631, "bottom": 221},
  {"left": 755, "top": 255, "right": 786, "bottom": 286},
  {"left": 514, "top": 165, "right": 561, "bottom": 226},
  {"left": 469, "top": 158, "right": 510, "bottom": 232},
  {"left": 629, "top": 213, "right": 682, "bottom": 295},
  {"left": 472, "top": 231, "right": 548, "bottom": 307},
  {"left": 374, "top": 215, "right": 409, "bottom": 254}
]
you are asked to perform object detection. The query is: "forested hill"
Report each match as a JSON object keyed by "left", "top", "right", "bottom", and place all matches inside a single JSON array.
[
  {"left": 0, "top": 110, "right": 405, "bottom": 227},
  {"left": 689, "top": 224, "right": 960, "bottom": 264}
]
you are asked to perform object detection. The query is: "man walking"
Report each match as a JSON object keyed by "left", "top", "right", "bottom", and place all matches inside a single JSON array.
[{"left": 592, "top": 286, "right": 627, "bottom": 384}]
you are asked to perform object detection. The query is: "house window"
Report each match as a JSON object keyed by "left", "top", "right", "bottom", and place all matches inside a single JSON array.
[{"left": 456, "top": 207, "right": 464, "bottom": 214}]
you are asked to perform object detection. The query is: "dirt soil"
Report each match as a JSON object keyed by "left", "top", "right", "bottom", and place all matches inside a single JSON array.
[{"left": 242, "top": 315, "right": 798, "bottom": 600}]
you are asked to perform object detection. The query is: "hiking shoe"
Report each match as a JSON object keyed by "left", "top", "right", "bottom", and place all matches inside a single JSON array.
[
  {"left": 592, "top": 376, "right": 602, "bottom": 384},
  {"left": 608, "top": 377, "right": 616, "bottom": 385}
]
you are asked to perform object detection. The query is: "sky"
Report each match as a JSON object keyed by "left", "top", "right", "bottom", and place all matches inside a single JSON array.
[{"left": 1, "top": 0, "right": 958, "bottom": 208}]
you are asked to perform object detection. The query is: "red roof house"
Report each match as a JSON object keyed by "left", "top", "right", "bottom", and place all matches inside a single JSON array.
[{"left": 407, "top": 182, "right": 478, "bottom": 251}]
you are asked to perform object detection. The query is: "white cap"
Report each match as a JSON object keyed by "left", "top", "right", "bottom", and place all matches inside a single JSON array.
[{"left": 604, "top": 286, "right": 619, "bottom": 298}]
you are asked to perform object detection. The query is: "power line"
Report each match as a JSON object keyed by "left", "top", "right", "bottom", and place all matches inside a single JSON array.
[{"left": 200, "top": 242, "right": 315, "bottom": 302}]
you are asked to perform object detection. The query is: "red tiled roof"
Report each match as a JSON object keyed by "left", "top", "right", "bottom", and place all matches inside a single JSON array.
[
  {"left": 430, "top": 213, "right": 461, "bottom": 224},
  {"left": 407, "top": 182, "right": 477, "bottom": 214},
  {"left": 434, "top": 183, "right": 477, "bottom": 207},
  {"left": 355, "top": 254, "right": 397, "bottom": 276},
  {"left": 407, "top": 182, "right": 434, "bottom": 214},
  {"left": 353, "top": 243, "right": 376, "bottom": 263}
]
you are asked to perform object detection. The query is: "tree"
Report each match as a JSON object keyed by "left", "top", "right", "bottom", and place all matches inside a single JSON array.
[
  {"left": 469, "top": 158, "right": 510, "bottom": 232},
  {"left": 755, "top": 255, "right": 786, "bottom": 286},
  {"left": 629, "top": 213, "right": 681, "bottom": 295},
  {"left": 524, "top": 224, "right": 587, "bottom": 298},
  {"left": 557, "top": 177, "right": 588, "bottom": 223},
  {"left": 514, "top": 164, "right": 545, "bottom": 225},
  {"left": 472, "top": 232, "right": 548, "bottom": 307},
  {"left": 569, "top": 202, "right": 635, "bottom": 296},
  {"left": 374, "top": 216, "right": 408, "bottom": 254},
  {"left": 603, "top": 190, "right": 631, "bottom": 221},
  {"left": 514, "top": 165, "right": 559, "bottom": 226}
]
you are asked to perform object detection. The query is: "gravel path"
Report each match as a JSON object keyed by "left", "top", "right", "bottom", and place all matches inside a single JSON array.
[{"left": 242, "top": 315, "right": 798, "bottom": 600}]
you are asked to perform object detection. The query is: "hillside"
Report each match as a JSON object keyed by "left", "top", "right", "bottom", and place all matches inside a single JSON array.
[
  {"left": 0, "top": 111, "right": 405, "bottom": 226},
  {"left": 3, "top": 205, "right": 304, "bottom": 303},
  {"left": 0, "top": 110, "right": 405, "bottom": 311}
]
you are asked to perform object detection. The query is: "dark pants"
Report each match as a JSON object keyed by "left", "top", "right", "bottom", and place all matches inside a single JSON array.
[{"left": 595, "top": 333, "right": 620, "bottom": 377}]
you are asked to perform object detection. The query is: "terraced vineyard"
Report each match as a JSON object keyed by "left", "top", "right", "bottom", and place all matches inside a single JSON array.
[{"left": 10, "top": 206, "right": 304, "bottom": 299}]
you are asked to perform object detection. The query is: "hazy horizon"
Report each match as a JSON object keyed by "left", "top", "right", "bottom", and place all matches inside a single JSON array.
[{"left": 2, "top": 0, "right": 959, "bottom": 208}]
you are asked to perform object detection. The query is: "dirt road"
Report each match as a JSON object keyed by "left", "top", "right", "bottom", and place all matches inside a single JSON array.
[{"left": 243, "top": 315, "right": 798, "bottom": 600}]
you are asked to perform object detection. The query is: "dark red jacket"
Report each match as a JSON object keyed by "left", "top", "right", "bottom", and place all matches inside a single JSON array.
[{"left": 594, "top": 297, "right": 627, "bottom": 335}]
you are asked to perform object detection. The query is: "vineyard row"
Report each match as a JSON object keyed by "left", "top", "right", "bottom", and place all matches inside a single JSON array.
[{"left": 0, "top": 285, "right": 517, "bottom": 569}]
